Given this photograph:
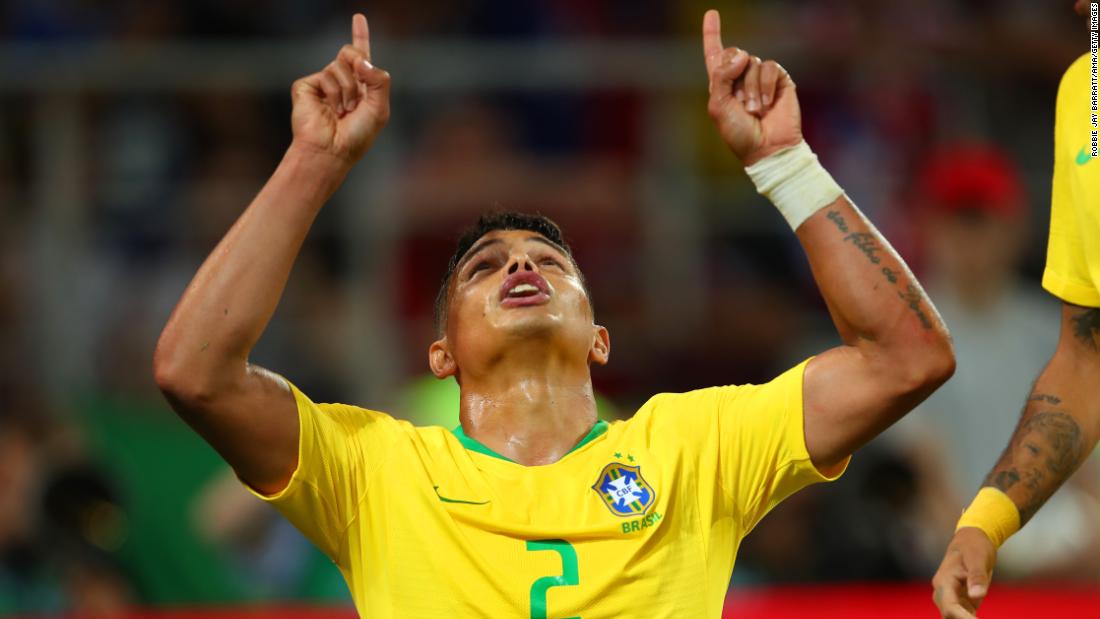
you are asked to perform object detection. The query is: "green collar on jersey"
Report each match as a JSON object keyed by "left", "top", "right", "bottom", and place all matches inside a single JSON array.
[{"left": 451, "top": 420, "right": 609, "bottom": 463}]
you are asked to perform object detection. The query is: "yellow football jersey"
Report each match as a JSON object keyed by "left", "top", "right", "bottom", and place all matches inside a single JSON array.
[
  {"left": 1043, "top": 53, "right": 1100, "bottom": 307},
  {"left": 248, "top": 360, "right": 842, "bottom": 618}
]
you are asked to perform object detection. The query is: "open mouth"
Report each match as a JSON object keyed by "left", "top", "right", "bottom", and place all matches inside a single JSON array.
[{"left": 499, "top": 272, "right": 552, "bottom": 308}]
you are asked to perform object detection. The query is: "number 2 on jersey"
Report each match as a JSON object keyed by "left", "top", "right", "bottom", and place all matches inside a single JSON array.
[{"left": 526, "top": 539, "right": 579, "bottom": 619}]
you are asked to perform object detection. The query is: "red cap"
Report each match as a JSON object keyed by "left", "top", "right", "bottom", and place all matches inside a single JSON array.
[{"left": 916, "top": 144, "right": 1026, "bottom": 218}]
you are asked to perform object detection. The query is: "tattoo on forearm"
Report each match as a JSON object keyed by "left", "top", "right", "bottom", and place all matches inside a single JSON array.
[
  {"left": 898, "top": 284, "right": 933, "bottom": 330},
  {"left": 826, "top": 210, "right": 849, "bottom": 232},
  {"left": 844, "top": 232, "right": 882, "bottom": 264},
  {"left": 1071, "top": 307, "right": 1100, "bottom": 351},
  {"left": 983, "top": 405, "right": 1085, "bottom": 525},
  {"left": 826, "top": 211, "right": 883, "bottom": 264},
  {"left": 988, "top": 469, "right": 1020, "bottom": 490},
  {"left": 824, "top": 209, "right": 934, "bottom": 329},
  {"left": 827, "top": 209, "right": 895, "bottom": 284}
]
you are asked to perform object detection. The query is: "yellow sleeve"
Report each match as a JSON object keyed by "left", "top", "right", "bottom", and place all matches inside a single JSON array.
[
  {"left": 648, "top": 359, "right": 845, "bottom": 534},
  {"left": 1042, "top": 56, "right": 1100, "bottom": 306},
  {"left": 243, "top": 380, "right": 404, "bottom": 563}
]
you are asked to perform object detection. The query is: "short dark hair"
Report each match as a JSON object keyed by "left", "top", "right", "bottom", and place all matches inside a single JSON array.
[{"left": 433, "top": 211, "right": 590, "bottom": 334}]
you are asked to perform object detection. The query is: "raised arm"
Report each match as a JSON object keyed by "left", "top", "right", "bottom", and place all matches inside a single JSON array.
[
  {"left": 702, "top": 10, "right": 955, "bottom": 471},
  {"left": 932, "top": 303, "right": 1100, "bottom": 619},
  {"left": 152, "top": 14, "right": 390, "bottom": 495}
]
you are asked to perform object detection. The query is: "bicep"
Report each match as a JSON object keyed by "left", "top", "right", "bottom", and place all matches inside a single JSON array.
[
  {"left": 1043, "top": 302, "right": 1100, "bottom": 437},
  {"left": 802, "top": 345, "right": 930, "bottom": 471},
  {"left": 164, "top": 364, "right": 299, "bottom": 496},
  {"left": 1060, "top": 302, "right": 1100, "bottom": 356}
]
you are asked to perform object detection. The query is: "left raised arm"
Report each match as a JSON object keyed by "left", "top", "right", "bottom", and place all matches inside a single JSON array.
[
  {"left": 797, "top": 199, "right": 954, "bottom": 469},
  {"left": 702, "top": 9, "right": 955, "bottom": 471}
]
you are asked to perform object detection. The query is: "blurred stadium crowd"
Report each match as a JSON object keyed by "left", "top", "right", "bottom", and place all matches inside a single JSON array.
[{"left": 0, "top": 0, "right": 1094, "bottom": 614}]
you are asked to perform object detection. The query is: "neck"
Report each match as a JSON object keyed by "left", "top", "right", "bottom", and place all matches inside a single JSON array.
[{"left": 457, "top": 353, "right": 599, "bottom": 466}]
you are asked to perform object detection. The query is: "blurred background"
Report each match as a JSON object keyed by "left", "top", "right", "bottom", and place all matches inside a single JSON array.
[{"left": 0, "top": 0, "right": 1096, "bottom": 616}]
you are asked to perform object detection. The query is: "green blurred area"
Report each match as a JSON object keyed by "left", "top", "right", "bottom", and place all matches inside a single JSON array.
[{"left": 78, "top": 392, "right": 348, "bottom": 605}]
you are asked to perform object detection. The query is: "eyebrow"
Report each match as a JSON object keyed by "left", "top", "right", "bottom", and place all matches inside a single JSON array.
[
  {"left": 455, "top": 235, "right": 569, "bottom": 273},
  {"left": 455, "top": 238, "right": 503, "bottom": 272},
  {"left": 527, "top": 235, "right": 569, "bottom": 257}
]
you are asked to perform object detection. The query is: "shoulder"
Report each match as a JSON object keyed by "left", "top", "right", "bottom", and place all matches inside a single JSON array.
[
  {"left": 300, "top": 395, "right": 414, "bottom": 449},
  {"left": 1064, "top": 53, "right": 1092, "bottom": 83},
  {"left": 316, "top": 403, "right": 464, "bottom": 443},
  {"left": 634, "top": 387, "right": 728, "bottom": 415},
  {"left": 627, "top": 387, "right": 738, "bottom": 437},
  {"left": 634, "top": 376, "right": 795, "bottom": 418},
  {"left": 409, "top": 423, "right": 458, "bottom": 448},
  {"left": 311, "top": 399, "right": 400, "bottom": 426},
  {"left": 634, "top": 364, "right": 808, "bottom": 418},
  {"left": 307, "top": 404, "right": 471, "bottom": 477},
  {"left": 1057, "top": 53, "right": 1092, "bottom": 105}
]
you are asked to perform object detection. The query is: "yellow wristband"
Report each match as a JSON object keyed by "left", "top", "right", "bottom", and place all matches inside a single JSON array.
[{"left": 956, "top": 487, "right": 1021, "bottom": 548}]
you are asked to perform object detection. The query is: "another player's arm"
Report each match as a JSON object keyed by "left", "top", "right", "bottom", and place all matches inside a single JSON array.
[
  {"left": 931, "top": 302, "right": 1100, "bottom": 619},
  {"left": 702, "top": 10, "right": 955, "bottom": 471},
  {"left": 983, "top": 303, "right": 1100, "bottom": 524},
  {"left": 152, "top": 15, "right": 390, "bottom": 495}
]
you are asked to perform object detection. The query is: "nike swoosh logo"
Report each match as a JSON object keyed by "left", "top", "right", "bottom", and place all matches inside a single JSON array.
[
  {"left": 433, "top": 486, "right": 490, "bottom": 505},
  {"left": 1077, "top": 147, "right": 1094, "bottom": 165}
]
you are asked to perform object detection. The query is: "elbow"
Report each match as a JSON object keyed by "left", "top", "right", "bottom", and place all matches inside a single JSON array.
[
  {"left": 919, "top": 344, "right": 956, "bottom": 393},
  {"left": 152, "top": 336, "right": 223, "bottom": 408},
  {"left": 152, "top": 340, "right": 197, "bottom": 404},
  {"left": 897, "top": 336, "right": 956, "bottom": 399},
  {"left": 927, "top": 333, "right": 957, "bottom": 387}
]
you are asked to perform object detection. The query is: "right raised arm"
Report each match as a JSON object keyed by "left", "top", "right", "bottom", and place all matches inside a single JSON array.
[
  {"left": 700, "top": 9, "right": 954, "bottom": 473},
  {"left": 152, "top": 14, "right": 390, "bottom": 495}
]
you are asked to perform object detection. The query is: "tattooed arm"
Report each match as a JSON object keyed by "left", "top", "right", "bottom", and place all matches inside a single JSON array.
[
  {"left": 699, "top": 10, "right": 954, "bottom": 471},
  {"left": 932, "top": 303, "right": 1100, "bottom": 619},
  {"left": 797, "top": 201, "right": 956, "bottom": 470},
  {"left": 981, "top": 304, "right": 1100, "bottom": 524}
]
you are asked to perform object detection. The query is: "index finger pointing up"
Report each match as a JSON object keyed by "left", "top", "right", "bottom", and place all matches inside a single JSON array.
[
  {"left": 352, "top": 13, "right": 371, "bottom": 61},
  {"left": 702, "top": 9, "right": 723, "bottom": 73}
]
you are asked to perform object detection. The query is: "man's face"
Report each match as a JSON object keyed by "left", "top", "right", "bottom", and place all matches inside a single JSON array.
[{"left": 435, "top": 229, "right": 605, "bottom": 376}]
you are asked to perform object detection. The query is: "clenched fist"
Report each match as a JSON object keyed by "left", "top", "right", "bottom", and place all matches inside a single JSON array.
[
  {"left": 702, "top": 9, "right": 801, "bottom": 166},
  {"left": 290, "top": 13, "right": 391, "bottom": 166}
]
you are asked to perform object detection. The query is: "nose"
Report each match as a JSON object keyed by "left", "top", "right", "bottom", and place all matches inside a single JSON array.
[{"left": 506, "top": 253, "right": 535, "bottom": 275}]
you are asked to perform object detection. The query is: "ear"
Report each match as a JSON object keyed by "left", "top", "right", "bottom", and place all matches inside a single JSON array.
[
  {"left": 588, "top": 325, "right": 610, "bottom": 366},
  {"left": 429, "top": 337, "right": 458, "bottom": 378}
]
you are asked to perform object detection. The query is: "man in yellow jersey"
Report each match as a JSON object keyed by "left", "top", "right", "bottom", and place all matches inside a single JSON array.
[
  {"left": 154, "top": 10, "right": 955, "bottom": 618},
  {"left": 932, "top": 2, "right": 1100, "bottom": 618}
]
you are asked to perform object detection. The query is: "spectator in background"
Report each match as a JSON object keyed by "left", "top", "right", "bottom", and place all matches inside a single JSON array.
[
  {"left": 0, "top": 393, "right": 134, "bottom": 616},
  {"left": 193, "top": 469, "right": 351, "bottom": 603},
  {"left": 0, "top": 411, "right": 54, "bottom": 613},
  {"left": 891, "top": 144, "right": 1100, "bottom": 579}
]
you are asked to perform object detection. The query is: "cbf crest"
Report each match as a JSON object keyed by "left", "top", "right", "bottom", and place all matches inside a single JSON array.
[{"left": 592, "top": 462, "right": 656, "bottom": 517}]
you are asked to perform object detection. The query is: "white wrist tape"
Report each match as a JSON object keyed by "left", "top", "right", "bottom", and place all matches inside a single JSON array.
[{"left": 744, "top": 140, "right": 845, "bottom": 231}]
